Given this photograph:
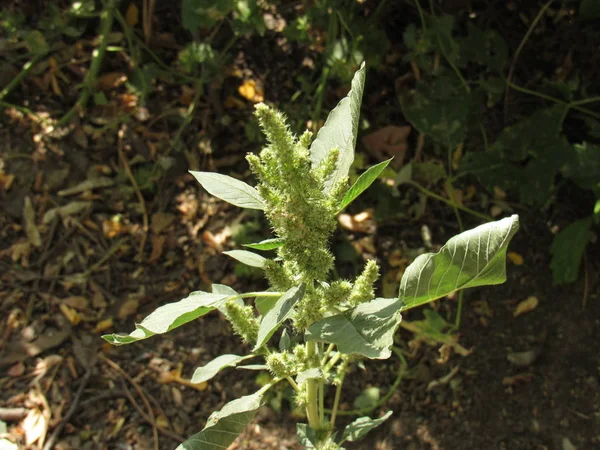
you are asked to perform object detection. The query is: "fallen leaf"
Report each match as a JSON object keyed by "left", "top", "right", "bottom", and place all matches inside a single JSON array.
[
  {"left": 62, "top": 296, "right": 89, "bottom": 310},
  {"left": 490, "top": 205, "right": 503, "bottom": 217},
  {"left": 118, "top": 297, "right": 139, "bottom": 320},
  {"left": 149, "top": 235, "right": 166, "bottom": 263},
  {"left": 96, "top": 72, "right": 127, "bottom": 91},
  {"left": 202, "top": 230, "right": 223, "bottom": 252},
  {"left": 493, "top": 186, "right": 507, "bottom": 200},
  {"left": 507, "top": 251, "right": 524, "bottom": 265},
  {"left": 238, "top": 79, "right": 264, "bottom": 103},
  {"left": 224, "top": 95, "right": 246, "bottom": 109},
  {"left": 23, "top": 197, "right": 41, "bottom": 248},
  {"left": 7, "top": 362, "right": 25, "bottom": 377},
  {"left": 0, "top": 171, "right": 16, "bottom": 191},
  {"left": 151, "top": 212, "right": 176, "bottom": 234},
  {"left": 362, "top": 125, "right": 411, "bottom": 165},
  {"left": 23, "top": 408, "right": 48, "bottom": 446},
  {"left": 94, "top": 318, "right": 113, "bottom": 333},
  {"left": 502, "top": 373, "right": 534, "bottom": 385},
  {"left": 0, "top": 327, "right": 71, "bottom": 367},
  {"left": 125, "top": 3, "right": 139, "bottom": 26},
  {"left": 59, "top": 304, "right": 81, "bottom": 326},
  {"left": 102, "top": 217, "right": 129, "bottom": 238},
  {"left": 42, "top": 201, "right": 92, "bottom": 224},
  {"left": 514, "top": 296, "right": 539, "bottom": 317},
  {"left": 58, "top": 177, "right": 114, "bottom": 196},
  {"left": 158, "top": 364, "right": 207, "bottom": 391}
]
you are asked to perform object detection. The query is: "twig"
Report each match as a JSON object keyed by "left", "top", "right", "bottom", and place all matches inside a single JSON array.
[
  {"left": 117, "top": 126, "right": 148, "bottom": 261},
  {"left": 58, "top": 0, "right": 117, "bottom": 126},
  {"left": 142, "top": 0, "right": 156, "bottom": 44},
  {"left": 0, "top": 53, "right": 45, "bottom": 101},
  {"left": 120, "top": 379, "right": 185, "bottom": 443},
  {"left": 42, "top": 369, "right": 92, "bottom": 450},
  {"left": 504, "top": 0, "right": 555, "bottom": 122},
  {"left": 0, "top": 407, "right": 28, "bottom": 421},
  {"left": 100, "top": 354, "right": 160, "bottom": 450}
]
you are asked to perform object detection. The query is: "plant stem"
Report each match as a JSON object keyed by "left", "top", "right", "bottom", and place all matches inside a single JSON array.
[
  {"left": 328, "top": 359, "right": 348, "bottom": 431},
  {"left": 406, "top": 180, "right": 492, "bottom": 222},
  {"left": 0, "top": 53, "right": 44, "bottom": 101},
  {"left": 305, "top": 341, "right": 321, "bottom": 430},
  {"left": 321, "top": 343, "right": 335, "bottom": 365},
  {"left": 286, "top": 376, "right": 300, "bottom": 392},
  {"left": 58, "top": 0, "right": 117, "bottom": 126},
  {"left": 324, "top": 352, "right": 342, "bottom": 373}
]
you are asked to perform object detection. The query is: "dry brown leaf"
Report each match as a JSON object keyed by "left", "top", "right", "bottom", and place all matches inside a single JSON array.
[
  {"left": 202, "top": 230, "right": 223, "bottom": 252},
  {"left": 118, "top": 297, "right": 139, "bottom": 320},
  {"left": 151, "top": 212, "right": 176, "bottom": 234},
  {"left": 94, "top": 318, "right": 113, "bottom": 333},
  {"left": 125, "top": 3, "right": 139, "bottom": 26},
  {"left": 0, "top": 171, "right": 16, "bottom": 191},
  {"left": 238, "top": 79, "right": 264, "bottom": 103},
  {"left": 96, "top": 72, "right": 127, "bottom": 91},
  {"left": 59, "top": 304, "right": 81, "bottom": 326},
  {"left": 502, "top": 373, "right": 534, "bottom": 385},
  {"left": 23, "top": 196, "right": 41, "bottom": 248},
  {"left": 62, "top": 296, "right": 89, "bottom": 310},
  {"left": 514, "top": 296, "right": 539, "bottom": 317},
  {"left": 158, "top": 364, "right": 207, "bottom": 391},
  {"left": 7, "top": 362, "right": 25, "bottom": 377},
  {"left": 23, "top": 407, "right": 48, "bottom": 446},
  {"left": 507, "top": 251, "right": 524, "bottom": 265},
  {"left": 102, "top": 217, "right": 129, "bottom": 238},
  {"left": 149, "top": 234, "right": 166, "bottom": 263},
  {"left": 224, "top": 95, "right": 246, "bottom": 109},
  {"left": 362, "top": 125, "right": 411, "bottom": 165}
]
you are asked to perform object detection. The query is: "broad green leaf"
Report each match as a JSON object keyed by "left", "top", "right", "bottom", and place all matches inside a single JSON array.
[
  {"left": 190, "top": 171, "right": 264, "bottom": 210},
  {"left": 176, "top": 390, "right": 264, "bottom": 450},
  {"left": 254, "top": 284, "right": 306, "bottom": 350},
  {"left": 211, "top": 284, "right": 238, "bottom": 295},
  {"left": 400, "top": 73, "right": 470, "bottom": 151},
  {"left": 223, "top": 250, "right": 266, "bottom": 268},
  {"left": 564, "top": 142, "right": 600, "bottom": 190},
  {"left": 338, "top": 159, "right": 392, "bottom": 211},
  {"left": 341, "top": 411, "right": 393, "bottom": 443},
  {"left": 352, "top": 386, "right": 380, "bottom": 410},
  {"left": 550, "top": 217, "right": 593, "bottom": 285},
  {"left": 305, "top": 297, "right": 403, "bottom": 359},
  {"left": 181, "top": 0, "right": 235, "bottom": 32},
  {"left": 243, "top": 238, "right": 284, "bottom": 251},
  {"left": 296, "top": 424, "right": 317, "bottom": 448},
  {"left": 394, "top": 163, "right": 412, "bottom": 185},
  {"left": 191, "top": 354, "right": 252, "bottom": 384},
  {"left": 255, "top": 291, "right": 278, "bottom": 315},
  {"left": 296, "top": 368, "right": 322, "bottom": 384},
  {"left": 310, "top": 63, "right": 366, "bottom": 192},
  {"left": 103, "top": 292, "right": 229, "bottom": 345},
  {"left": 279, "top": 328, "right": 291, "bottom": 351},
  {"left": 236, "top": 364, "right": 268, "bottom": 370},
  {"left": 399, "top": 215, "right": 519, "bottom": 311}
]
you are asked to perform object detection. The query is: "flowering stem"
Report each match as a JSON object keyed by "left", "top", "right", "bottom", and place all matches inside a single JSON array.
[{"left": 305, "top": 341, "right": 321, "bottom": 430}]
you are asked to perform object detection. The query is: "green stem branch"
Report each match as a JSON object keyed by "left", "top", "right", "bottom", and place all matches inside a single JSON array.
[{"left": 0, "top": 53, "right": 44, "bottom": 101}]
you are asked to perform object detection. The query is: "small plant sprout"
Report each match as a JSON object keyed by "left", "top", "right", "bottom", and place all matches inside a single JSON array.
[{"left": 103, "top": 64, "right": 519, "bottom": 449}]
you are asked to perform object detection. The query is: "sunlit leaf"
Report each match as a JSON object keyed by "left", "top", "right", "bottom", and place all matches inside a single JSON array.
[
  {"left": 341, "top": 411, "right": 393, "bottom": 443},
  {"left": 223, "top": 250, "right": 266, "bottom": 268},
  {"left": 176, "top": 390, "right": 264, "bottom": 450},
  {"left": 191, "top": 354, "right": 252, "bottom": 384},
  {"left": 190, "top": 171, "right": 264, "bottom": 210},
  {"left": 338, "top": 159, "right": 392, "bottom": 211},
  {"left": 102, "top": 292, "right": 229, "bottom": 345},
  {"left": 399, "top": 215, "right": 519, "bottom": 311},
  {"left": 255, "top": 284, "right": 306, "bottom": 350},
  {"left": 243, "top": 238, "right": 284, "bottom": 251},
  {"left": 306, "top": 297, "right": 403, "bottom": 359},
  {"left": 310, "top": 63, "right": 366, "bottom": 192}
]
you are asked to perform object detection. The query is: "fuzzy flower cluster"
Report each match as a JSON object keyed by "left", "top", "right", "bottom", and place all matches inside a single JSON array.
[{"left": 248, "top": 104, "right": 345, "bottom": 284}]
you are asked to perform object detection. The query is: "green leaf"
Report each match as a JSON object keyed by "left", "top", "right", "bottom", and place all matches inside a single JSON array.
[
  {"left": 305, "top": 297, "right": 403, "bottom": 359},
  {"left": 190, "top": 171, "right": 264, "bottom": 210},
  {"left": 103, "top": 292, "right": 229, "bottom": 345},
  {"left": 341, "top": 411, "right": 393, "bottom": 443},
  {"left": 400, "top": 73, "right": 470, "bottom": 150},
  {"left": 191, "top": 354, "right": 252, "bottom": 384},
  {"left": 296, "top": 368, "right": 322, "bottom": 384},
  {"left": 338, "top": 159, "right": 392, "bottom": 211},
  {"left": 255, "top": 291, "right": 278, "bottom": 315},
  {"left": 296, "top": 424, "right": 317, "bottom": 448},
  {"left": 279, "top": 328, "right": 291, "bottom": 351},
  {"left": 223, "top": 250, "right": 267, "bottom": 268},
  {"left": 254, "top": 284, "right": 306, "bottom": 350},
  {"left": 550, "top": 217, "right": 593, "bottom": 285},
  {"left": 310, "top": 63, "right": 366, "bottom": 192},
  {"left": 564, "top": 142, "right": 600, "bottom": 190},
  {"left": 211, "top": 284, "right": 238, "bottom": 295},
  {"left": 399, "top": 215, "right": 519, "bottom": 311},
  {"left": 176, "top": 389, "right": 264, "bottom": 450},
  {"left": 181, "top": 0, "right": 235, "bottom": 32},
  {"left": 243, "top": 238, "right": 284, "bottom": 251},
  {"left": 352, "top": 386, "right": 380, "bottom": 410}
]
